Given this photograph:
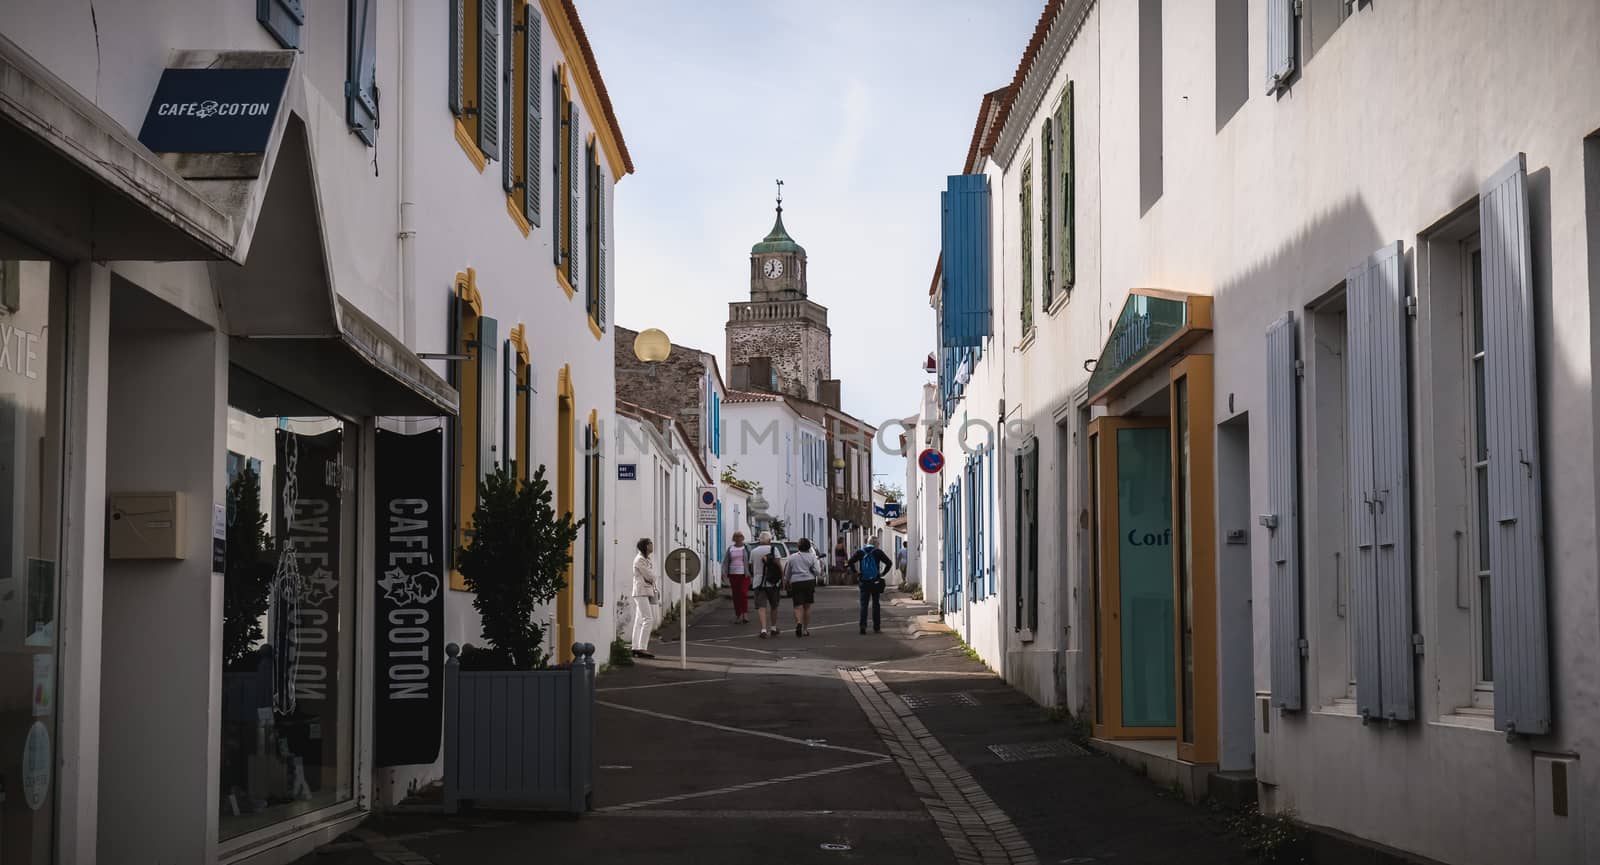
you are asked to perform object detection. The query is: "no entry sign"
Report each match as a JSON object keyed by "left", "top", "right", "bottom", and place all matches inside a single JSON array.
[{"left": 918, "top": 448, "right": 945, "bottom": 474}]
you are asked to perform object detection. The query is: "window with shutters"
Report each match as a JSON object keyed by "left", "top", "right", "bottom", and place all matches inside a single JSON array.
[
  {"left": 448, "top": 0, "right": 495, "bottom": 171},
  {"left": 1020, "top": 160, "right": 1034, "bottom": 337},
  {"left": 258, "top": 0, "right": 304, "bottom": 50},
  {"left": 554, "top": 67, "right": 577, "bottom": 297},
  {"left": 583, "top": 415, "right": 604, "bottom": 614},
  {"left": 585, "top": 138, "right": 605, "bottom": 338},
  {"left": 346, "top": 0, "right": 378, "bottom": 145},
  {"left": 448, "top": 270, "right": 490, "bottom": 591},
  {"left": 1463, "top": 241, "right": 1494, "bottom": 703},
  {"left": 1041, "top": 121, "right": 1054, "bottom": 309},
  {"left": 1306, "top": 289, "right": 1355, "bottom": 705},
  {"left": 1056, "top": 82, "right": 1075, "bottom": 304},
  {"left": 510, "top": 325, "right": 532, "bottom": 484}
]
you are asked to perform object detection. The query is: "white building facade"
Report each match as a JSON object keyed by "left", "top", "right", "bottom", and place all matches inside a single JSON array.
[
  {"left": 922, "top": 1, "right": 1600, "bottom": 863},
  {"left": 720, "top": 392, "right": 829, "bottom": 547},
  {"left": 0, "top": 0, "right": 630, "bottom": 861}
]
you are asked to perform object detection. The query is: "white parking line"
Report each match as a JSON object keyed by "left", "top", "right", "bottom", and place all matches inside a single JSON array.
[
  {"left": 596, "top": 700, "right": 889, "bottom": 759},
  {"left": 594, "top": 759, "right": 893, "bottom": 812}
]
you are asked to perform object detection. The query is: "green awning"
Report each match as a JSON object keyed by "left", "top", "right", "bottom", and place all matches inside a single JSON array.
[{"left": 1088, "top": 290, "right": 1212, "bottom": 402}]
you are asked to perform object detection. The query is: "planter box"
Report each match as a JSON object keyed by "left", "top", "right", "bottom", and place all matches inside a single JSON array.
[{"left": 442, "top": 642, "right": 596, "bottom": 814}]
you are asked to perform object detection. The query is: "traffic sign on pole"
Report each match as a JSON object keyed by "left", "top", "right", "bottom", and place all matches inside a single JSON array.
[
  {"left": 917, "top": 448, "right": 945, "bottom": 474},
  {"left": 665, "top": 547, "right": 702, "bottom": 670}
]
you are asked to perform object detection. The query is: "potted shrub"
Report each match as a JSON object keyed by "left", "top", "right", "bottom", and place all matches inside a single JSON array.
[{"left": 443, "top": 465, "right": 596, "bottom": 814}]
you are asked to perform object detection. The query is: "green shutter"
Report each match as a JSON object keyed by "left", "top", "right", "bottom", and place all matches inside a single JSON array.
[
  {"left": 1041, "top": 118, "right": 1054, "bottom": 309},
  {"left": 1020, "top": 162, "right": 1033, "bottom": 334},
  {"left": 478, "top": 0, "right": 500, "bottom": 157},
  {"left": 1058, "top": 81, "right": 1075, "bottom": 293}
]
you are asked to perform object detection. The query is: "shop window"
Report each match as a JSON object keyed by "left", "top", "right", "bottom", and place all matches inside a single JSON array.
[
  {"left": 0, "top": 259, "right": 65, "bottom": 860},
  {"left": 220, "top": 368, "right": 354, "bottom": 840}
]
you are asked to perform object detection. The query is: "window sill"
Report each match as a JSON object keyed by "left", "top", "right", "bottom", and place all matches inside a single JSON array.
[
  {"left": 1434, "top": 710, "right": 1497, "bottom": 732},
  {"left": 1046, "top": 290, "right": 1073, "bottom": 317},
  {"left": 454, "top": 119, "right": 487, "bottom": 174},
  {"left": 556, "top": 267, "right": 575, "bottom": 299},
  {"left": 1312, "top": 699, "right": 1360, "bottom": 719},
  {"left": 1020, "top": 327, "right": 1037, "bottom": 352},
  {"left": 585, "top": 603, "right": 601, "bottom": 619},
  {"left": 506, "top": 195, "right": 531, "bottom": 237},
  {"left": 587, "top": 314, "right": 603, "bottom": 341}
]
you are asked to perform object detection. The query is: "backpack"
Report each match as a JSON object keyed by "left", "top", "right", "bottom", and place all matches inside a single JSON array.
[
  {"left": 760, "top": 548, "right": 784, "bottom": 587},
  {"left": 858, "top": 546, "right": 882, "bottom": 581}
]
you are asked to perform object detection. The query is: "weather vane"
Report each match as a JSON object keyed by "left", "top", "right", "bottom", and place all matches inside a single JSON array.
[{"left": 776, "top": 178, "right": 784, "bottom": 210}]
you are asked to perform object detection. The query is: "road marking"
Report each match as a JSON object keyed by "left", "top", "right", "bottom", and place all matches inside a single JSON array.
[
  {"left": 596, "top": 700, "right": 890, "bottom": 759},
  {"left": 595, "top": 758, "right": 892, "bottom": 812},
  {"left": 597, "top": 677, "right": 729, "bottom": 693},
  {"left": 592, "top": 808, "right": 928, "bottom": 821}
]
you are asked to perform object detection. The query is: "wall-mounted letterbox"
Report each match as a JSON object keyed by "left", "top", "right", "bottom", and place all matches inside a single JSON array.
[{"left": 109, "top": 492, "right": 185, "bottom": 560}]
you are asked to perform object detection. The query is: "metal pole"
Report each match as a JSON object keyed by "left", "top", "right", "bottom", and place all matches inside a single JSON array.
[{"left": 679, "top": 555, "right": 688, "bottom": 670}]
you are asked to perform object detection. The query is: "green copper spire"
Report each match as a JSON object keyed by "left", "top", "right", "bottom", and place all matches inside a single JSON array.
[{"left": 752, "top": 179, "right": 804, "bottom": 255}]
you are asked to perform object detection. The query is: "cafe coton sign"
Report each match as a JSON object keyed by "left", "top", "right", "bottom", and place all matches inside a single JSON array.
[{"left": 138, "top": 67, "right": 289, "bottom": 154}]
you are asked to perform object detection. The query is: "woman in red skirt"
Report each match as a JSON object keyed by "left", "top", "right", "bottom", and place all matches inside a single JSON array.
[{"left": 721, "top": 531, "right": 751, "bottom": 623}]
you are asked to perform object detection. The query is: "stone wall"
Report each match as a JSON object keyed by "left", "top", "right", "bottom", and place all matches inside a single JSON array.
[
  {"left": 726, "top": 300, "right": 831, "bottom": 402},
  {"left": 613, "top": 325, "right": 709, "bottom": 453}
]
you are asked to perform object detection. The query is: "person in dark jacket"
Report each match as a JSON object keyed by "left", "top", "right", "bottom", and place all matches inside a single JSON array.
[{"left": 848, "top": 538, "right": 894, "bottom": 635}]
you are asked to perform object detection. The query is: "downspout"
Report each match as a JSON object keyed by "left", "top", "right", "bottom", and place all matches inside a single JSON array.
[{"left": 398, "top": 0, "right": 418, "bottom": 347}]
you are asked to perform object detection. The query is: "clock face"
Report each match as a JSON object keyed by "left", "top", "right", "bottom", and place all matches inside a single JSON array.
[{"left": 763, "top": 259, "right": 783, "bottom": 279}]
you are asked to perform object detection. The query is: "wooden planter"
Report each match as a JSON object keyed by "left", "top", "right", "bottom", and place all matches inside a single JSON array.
[{"left": 442, "top": 642, "right": 596, "bottom": 814}]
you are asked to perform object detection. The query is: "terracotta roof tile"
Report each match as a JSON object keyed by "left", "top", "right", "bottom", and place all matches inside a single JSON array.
[
  {"left": 562, "top": 0, "right": 634, "bottom": 175},
  {"left": 984, "top": 0, "right": 1065, "bottom": 160}
]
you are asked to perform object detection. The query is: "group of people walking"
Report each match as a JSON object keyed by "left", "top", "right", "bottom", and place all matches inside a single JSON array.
[{"left": 626, "top": 531, "right": 898, "bottom": 657}]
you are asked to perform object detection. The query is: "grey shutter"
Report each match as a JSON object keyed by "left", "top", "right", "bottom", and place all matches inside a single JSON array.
[
  {"left": 598, "top": 171, "right": 608, "bottom": 329},
  {"left": 524, "top": 360, "right": 537, "bottom": 473},
  {"left": 448, "top": 0, "right": 463, "bottom": 115},
  {"left": 567, "top": 101, "right": 580, "bottom": 285},
  {"left": 524, "top": 5, "right": 542, "bottom": 226},
  {"left": 258, "top": 0, "right": 305, "bottom": 50},
  {"left": 502, "top": 338, "right": 514, "bottom": 476},
  {"left": 346, "top": 0, "right": 378, "bottom": 146},
  {"left": 447, "top": 291, "right": 463, "bottom": 569},
  {"left": 1266, "top": 312, "right": 1302, "bottom": 711},
  {"left": 500, "top": 0, "right": 515, "bottom": 191},
  {"left": 478, "top": 316, "right": 499, "bottom": 477},
  {"left": 478, "top": 0, "right": 500, "bottom": 158},
  {"left": 1479, "top": 153, "right": 1551, "bottom": 736},
  {"left": 1347, "top": 242, "right": 1414, "bottom": 722},
  {"left": 552, "top": 74, "right": 563, "bottom": 267},
  {"left": 1266, "top": 0, "right": 1296, "bottom": 93}
]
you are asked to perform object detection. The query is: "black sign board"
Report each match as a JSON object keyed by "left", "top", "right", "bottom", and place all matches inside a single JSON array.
[
  {"left": 270, "top": 427, "right": 343, "bottom": 791},
  {"left": 138, "top": 67, "right": 289, "bottom": 154},
  {"left": 373, "top": 428, "right": 446, "bottom": 767}
]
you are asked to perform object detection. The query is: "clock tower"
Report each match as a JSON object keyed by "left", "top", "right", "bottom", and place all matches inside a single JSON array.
[{"left": 727, "top": 182, "right": 833, "bottom": 401}]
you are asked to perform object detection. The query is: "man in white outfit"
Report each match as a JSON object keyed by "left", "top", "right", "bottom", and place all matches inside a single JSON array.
[{"left": 631, "top": 538, "right": 659, "bottom": 658}]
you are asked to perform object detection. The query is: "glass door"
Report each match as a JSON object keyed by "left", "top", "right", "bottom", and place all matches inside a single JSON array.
[{"left": 1087, "top": 415, "right": 1176, "bottom": 740}]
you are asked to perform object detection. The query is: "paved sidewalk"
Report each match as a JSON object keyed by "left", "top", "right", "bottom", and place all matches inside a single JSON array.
[{"left": 295, "top": 586, "right": 1255, "bottom": 865}]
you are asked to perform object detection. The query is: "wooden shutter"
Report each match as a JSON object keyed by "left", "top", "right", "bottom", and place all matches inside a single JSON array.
[
  {"left": 1058, "top": 81, "right": 1075, "bottom": 293},
  {"left": 585, "top": 144, "right": 597, "bottom": 317},
  {"left": 446, "top": 290, "right": 463, "bottom": 569},
  {"left": 1347, "top": 242, "right": 1414, "bottom": 722},
  {"left": 478, "top": 0, "right": 500, "bottom": 157},
  {"left": 1020, "top": 163, "right": 1033, "bottom": 333},
  {"left": 1265, "top": 312, "right": 1302, "bottom": 711},
  {"left": 1041, "top": 120, "right": 1054, "bottom": 308},
  {"left": 448, "top": 0, "right": 463, "bottom": 115},
  {"left": 346, "top": 0, "right": 378, "bottom": 146},
  {"left": 478, "top": 316, "right": 499, "bottom": 476},
  {"left": 524, "top": 4, "right": 542, "bottom": 226},
  {"left": 1479, "top": 153, "right": 1550, "bottom": 736},
  {"left": 500, "top": 0, "right": 515, "bottom": 191},
  {"left": 1266, "top": 0, "right": 1296, "bottom": 93},
  {"left": 258, "top": 0, "right": 305, "bottom": 50},
  {"left": 567, "top": 101, "right": 580, "bottom": 285}
]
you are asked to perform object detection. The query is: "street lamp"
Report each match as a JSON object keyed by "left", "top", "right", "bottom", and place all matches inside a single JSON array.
[{"left": 633, "top": 328, "right": 671, "bottom": 363}]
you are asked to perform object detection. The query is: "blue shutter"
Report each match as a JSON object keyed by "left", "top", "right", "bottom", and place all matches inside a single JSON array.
[
  {"left": 524, "top": 4, "right": 542, "bottom": 226},
  {"left": 1265, "top": 0, "right": 1296, "bottom": 93},
  {"left": 986, "top": 444, "right": 995, "bottom": 597},
  {"left": 448, "top": 0, "right": 464, "bottom": 115},
  {"left": 478, "top": 0, "right": 500, "bottom": 157},
  {"left": 940, "top": 174, "right": 993, "bottom": 349},
  {"left": 1479, "top": 154, "right": 1550, "bottom": 736},
  {"left": 345, "top": 0, "right": 378, "bottom": 145},
  {"left": 1348, "top": 242, "right": 1414, "bottom": 722},
  {"left": 1265, "top": 312, "right": 1303, "bottom": 711},
  {"left": 258, "top": 0, "right": 304, "bottom": 50},
  {"left": 478, "top": 316, "right": 499, "bottom": 476}
]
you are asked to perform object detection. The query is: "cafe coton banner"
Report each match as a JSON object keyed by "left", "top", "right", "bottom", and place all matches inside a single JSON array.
[{"left": 373, "top": 428, "right": 446, "bottom": 767}]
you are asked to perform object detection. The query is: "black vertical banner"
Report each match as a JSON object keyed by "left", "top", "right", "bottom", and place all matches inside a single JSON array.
[
  {"left": 374, "top": 428, "right": 446, "bottom": 767},
  {"left": 271, "top": 427, "right": 344, "bottom": 790}
]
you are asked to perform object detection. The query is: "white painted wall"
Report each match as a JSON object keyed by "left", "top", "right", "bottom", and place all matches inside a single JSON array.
[{"left": 721, "top": 399, "right": 827, "bottom": 545}]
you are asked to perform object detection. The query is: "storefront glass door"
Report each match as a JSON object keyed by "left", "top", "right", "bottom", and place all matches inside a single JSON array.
[{"left": 1088, "top": 416, "right": 1176, "bottom": 739}]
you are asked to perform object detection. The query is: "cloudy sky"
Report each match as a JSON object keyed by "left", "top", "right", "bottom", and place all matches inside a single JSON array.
[{"left": 579, "top": 0, "right": 1041, "bottom": 480}]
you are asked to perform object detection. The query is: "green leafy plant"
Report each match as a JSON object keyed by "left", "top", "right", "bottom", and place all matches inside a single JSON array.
[
  {"left": 1225, "top": 804, "right": 1308, "bottom": 863},
  {"left": 223, "top": 467, "right": 274, "bottom": 671},
  {"left": 609, "top": 637, "right": 635, "bottom": 667},
  {"left": 457, "top": 465, "right": 581, "bottom": 671}
]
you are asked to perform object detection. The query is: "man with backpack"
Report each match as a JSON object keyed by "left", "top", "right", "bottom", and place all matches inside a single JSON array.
[
  {"left": 750, "top": 531, "right": 785, "bottom": 639},
  {"left": 848, "top": 537, "right": 894, "bottom": 635}
]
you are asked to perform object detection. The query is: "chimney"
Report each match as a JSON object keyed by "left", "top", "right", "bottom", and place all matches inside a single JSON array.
[
  {"left": 820, "top": 379, "right": 841, "bottom": 410},
  {"left": 749, "top": 357, "right": 773, "bottom": 393}
]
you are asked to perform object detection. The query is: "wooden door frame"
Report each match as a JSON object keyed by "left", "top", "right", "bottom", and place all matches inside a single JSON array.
[
  {"left": 1088, "top": 414, "right": 1178, "bottom": 741},
  {"left": 1170, "top": 355, "right": 1220, "bottom": 764}
]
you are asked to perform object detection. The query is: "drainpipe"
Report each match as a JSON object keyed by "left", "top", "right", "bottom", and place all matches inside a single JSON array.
[{"left": 397, "top": 0, "right": 418, "bottom": 347}]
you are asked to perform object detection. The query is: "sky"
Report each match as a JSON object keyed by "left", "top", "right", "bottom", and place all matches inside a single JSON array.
[{"left": 578, "top": 0, "right": 1042, "bottom": 485}]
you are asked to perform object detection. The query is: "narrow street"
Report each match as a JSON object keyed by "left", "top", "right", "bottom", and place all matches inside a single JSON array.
[{"left": 301, "top": 587, "right": 1250, "bottom": 865}]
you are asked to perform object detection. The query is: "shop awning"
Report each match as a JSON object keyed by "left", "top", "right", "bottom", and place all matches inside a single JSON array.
[
  {"left": 1087, "top": 288, "right": 1213, "bottom": 404},
  {"left": 0, "top": 33, "right": 236, "bottom": 261}
]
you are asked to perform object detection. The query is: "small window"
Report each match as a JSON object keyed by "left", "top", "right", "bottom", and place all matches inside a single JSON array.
[
  {"left": 346, "top": 0, "right": 379, "bottom": 146},
  {"left": 258, "top": 0, "right": 305, "bottom": 50},
  {"left": 1463, "top": 240, "right": 1493, "bottom": 700}
]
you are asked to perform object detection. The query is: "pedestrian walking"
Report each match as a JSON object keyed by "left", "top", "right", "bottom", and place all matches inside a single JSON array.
[
  {"left": 630, "top": 538, "right": 659, "bottom": 658},
  {"left": 722, "top": 531, "right": 751, "bottom": 624},
  {"left": 784, "top": 538, "right": 823, "bottom": 637},
  {"left": 848, "top": 537, "right": 893, "bottom": 635},
  {"left": 750, "top": 531, "right": 785, "bottom": 638},
  {"left": 831, "top": 539, "right": 848, "bottom": 585}
]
